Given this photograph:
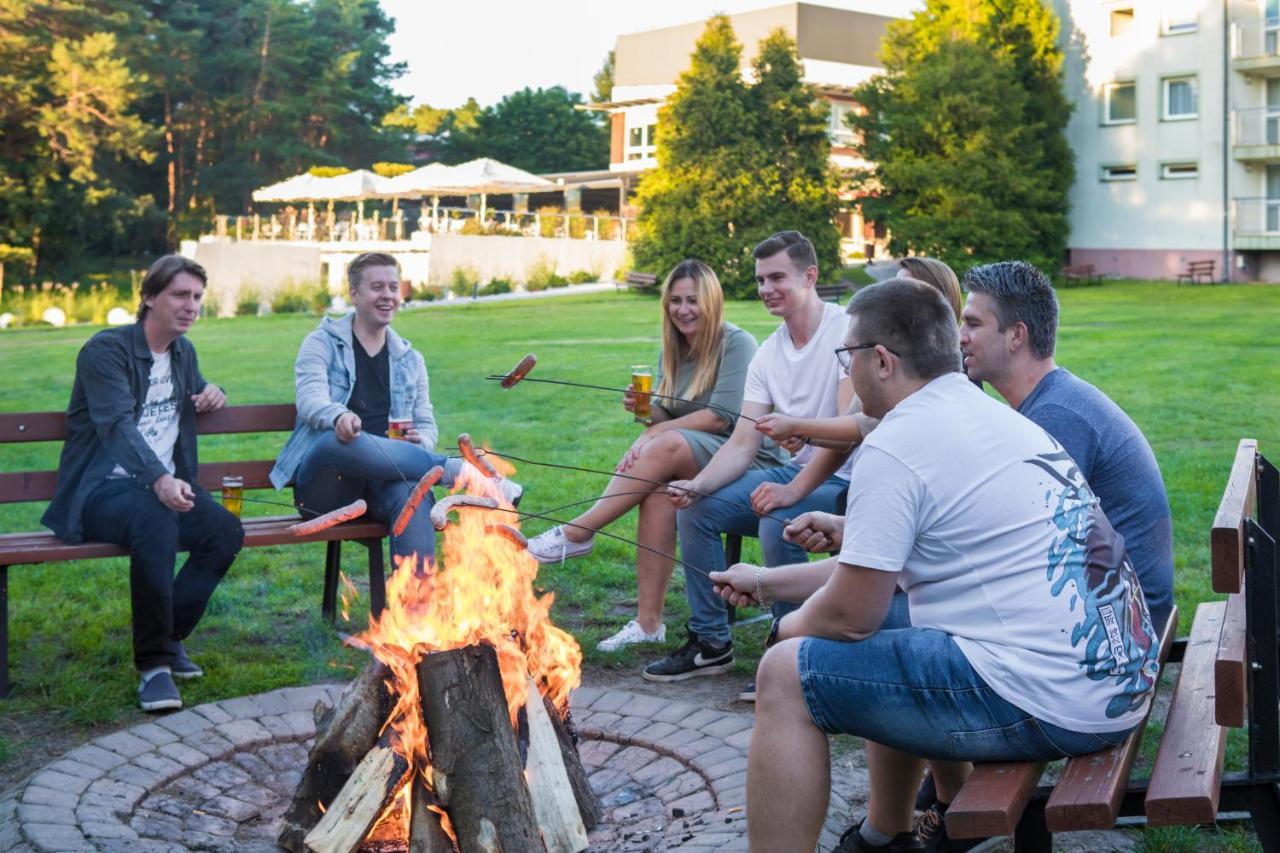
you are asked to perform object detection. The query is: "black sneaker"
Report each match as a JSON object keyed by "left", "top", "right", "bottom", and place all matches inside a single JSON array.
[
  {"left": 171, "top": 642, "right": 203, "bottom": 680},
  {"left": 835, "top": 821, "right": 925, "bottom": 853},
  {"left": 915, "top": 800, "right": 977, "bottom": 852},
  {"left": 737, "top": 680, "right": 756, "bottom": 702},
  {"left": 138, "top": 670, "right": 182, "bottom": 712},
  {"left": 642, "top": 631, "right": 733, "bottom": 682}
]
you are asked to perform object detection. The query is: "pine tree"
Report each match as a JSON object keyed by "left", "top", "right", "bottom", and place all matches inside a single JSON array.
[
  {"left": 850, "top": 0, "right": 1074, "bottom": 274},
  {"left": 633, "top": 19, "right": 841, "bottom": 297}
]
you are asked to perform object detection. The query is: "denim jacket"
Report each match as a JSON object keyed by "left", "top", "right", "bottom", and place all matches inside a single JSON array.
[
  {"left": 42, "top": 323, "right": 208, "bottom": 543},
  {"left": 270, "top": 313, "right": 437, "bottom": 489}
]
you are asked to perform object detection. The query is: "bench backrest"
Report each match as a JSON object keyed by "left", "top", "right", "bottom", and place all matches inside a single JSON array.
[
  {"left": 1189, "top": 260, "right": 1215, "bottom": 272},
  {"left": 0, "top": 404, "right": 298, "bottom": 504}
]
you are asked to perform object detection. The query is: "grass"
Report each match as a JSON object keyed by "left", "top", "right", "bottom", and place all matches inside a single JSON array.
[{"left": 0, "top": 282, "right": 1278, "bottom": 815}]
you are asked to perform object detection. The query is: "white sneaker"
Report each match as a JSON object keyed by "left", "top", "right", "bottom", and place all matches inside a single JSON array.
[
  {"left": 525, "top": 525, "right": 594, "bottom": 564},
  {"left": 456, "top": 461, "right": 523, "bottom": 506},
  {"left": 597, "top": 620, "right": 667, "bottom": 652},
  {"left": 498, "top": 477, "right": 523, "bottom": 507}
]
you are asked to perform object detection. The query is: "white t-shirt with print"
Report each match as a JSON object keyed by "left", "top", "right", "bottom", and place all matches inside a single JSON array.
[
  {"left": 112, "top": 350, "right": 180, "bottom": 478},
  {"left": 743, "top": 300, "right": 852, "bottom": 476},
  {"left": 837, "top": 372, "right": 1159, "bottom": 733}
]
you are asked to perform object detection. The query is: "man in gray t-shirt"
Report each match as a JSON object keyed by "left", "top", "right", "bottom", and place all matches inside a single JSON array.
[{"left": 959, "top": 261, "right": 1173, "bottom": 634}]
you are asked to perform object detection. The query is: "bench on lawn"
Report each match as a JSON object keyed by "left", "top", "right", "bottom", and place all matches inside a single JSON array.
[
  {"left": 621, "top": 271, "right": 659, "bottom": 293},
  {"left": 1061, "top": 264, "right": 1101, "bottom": 285},
  {"left": 1177, "top": 259, "right": 1217, "bottom": 285},
  {"left": 945, "top": 438, "right": 1280, "bottom": 849},
  {"left": 816, "top": 282, "right": 854, "bottom": 302},
  {"left": 0, "top": 403, "right": 393, "bottom": 698}
]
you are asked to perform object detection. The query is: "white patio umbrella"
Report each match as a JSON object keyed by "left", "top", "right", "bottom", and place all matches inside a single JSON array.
[
  {"left": 250, "top": 172, "right": 325, "bottom": 203},
  {"left": 414, "top": 158, "right": 554, "bottom": 219},
  {"left": 378, "top": 163, "right": 458, "bottom": 198},
  {"left": 305, "top": 169, "right": 396, "bottom": 202}
]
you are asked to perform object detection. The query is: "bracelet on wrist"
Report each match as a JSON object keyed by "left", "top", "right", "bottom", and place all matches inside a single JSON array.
[{"left": 754, "top": 565, "right": 772, "bottom": 607}]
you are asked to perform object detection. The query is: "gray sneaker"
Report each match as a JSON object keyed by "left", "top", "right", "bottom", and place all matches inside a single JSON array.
[
  {"left": 138, "top": 670, "right": 182, "bottom": 712},
  {"left": 171, "top": 642, "right": 203, "bottom": 680}
]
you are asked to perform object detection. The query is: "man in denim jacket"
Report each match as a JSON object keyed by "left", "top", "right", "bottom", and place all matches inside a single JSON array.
[{"left": 271, "top": 252, "right": 519, "bottom": 566}]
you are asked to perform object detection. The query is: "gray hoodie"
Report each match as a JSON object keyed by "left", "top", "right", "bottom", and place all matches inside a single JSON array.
[{"left": 270, "top": 313, "right": 437, "bottom": 489}]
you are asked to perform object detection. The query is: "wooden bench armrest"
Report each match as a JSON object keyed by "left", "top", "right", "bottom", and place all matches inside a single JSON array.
[
  {"left": 1213, "top": 439, "right": 1258, "bottom": 593},
  {"left": 1145, "top": 601, "right": 1229, "bottom": 825},
  {"left": 1216, "top": 589, "right": 1248, "bottom": 728}
]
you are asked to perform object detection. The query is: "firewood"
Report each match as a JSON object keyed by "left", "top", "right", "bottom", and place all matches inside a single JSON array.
[
  {"left": 525, "top": 678, "right": 589, "bottom": 852},
  {"left": 303, "top": 732, "right": 410, "bottom": 853},
  {"left": 278, "top": 659, "right": 394, "bottom": 852},
  {"left": 544, "top": 694, "right": 601, "bottom": 831},
  {"left": 418, "top": 645, "right": 541, "bottom": 853},
  {"left": 410, "top": 776, "right": 457, "bottom": 853}
]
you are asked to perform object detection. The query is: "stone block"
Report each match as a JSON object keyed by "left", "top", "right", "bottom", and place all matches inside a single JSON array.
[
  {"left": 607, "top": 745, "right": 658, "bottom": 774},
  {"left": 630, "top": 721, "right": 679, "bottom": 745},
  {"left": 651, "top": 700, "right": 702, "bottom": 724},
  {"left": 107, "top": 763, "right": 166, "bottom": 791},
  {"left": 20, "top": 786, "right": 78, "bottom": 810},
  {"left": 631, "top": 756, "right": 686, "bottom": 788},
  {"left": 191, "top": 702, "right": 234, "bottom": 725},
  {"left": 184, "top": 730, "right": 235, "bottom": 760},
  {"left": 281, "top": 710, "right": 316, "bottom": 738},
  {"left": 723, "top": 728, "right": 753, "bottom": 751},
  {"left": 95, "top": 730, "right": 154, "bottom": 759},
  {"left": 692, "top": 746, "right": 742, "bottom": 772},
  {"left": 214, "top": 718, "right": 273, "bottom": 750},
  {"left": 700, "top": 714, "right": 753, "bottom": 740},
  {"left": 590, "top": 690, "right": 633, "bottom": 714},
  {"left": 75, "top": 804, "right": 119, "bottom": 824},
  {"left": 29, "top": 768, "right": 93, "bottom": 796},
  {"left": 21, "top": 823, "right": 93, "bottom": 852},
  {"left": 216, "top": 695, "right": 265, "bottom": 719},
  {"left": 569, "top": 686, "right": 603, "bottom": 709},
  {"left": 193, "top": 760, "right": 252, "bottom": 789},
  {"left": 703, "top": 756, "right": 749, "bottom": 782},
  {"left": 603, "top": 714, "right": 651, "bottom": 739},
  {"left": 157, "top": 741, "right": 210, "bottom": 769},
  {"left": 17, "top": 803, "right": 76, "bottom": 826},
  {"left": 82, "top": 821, "right": 140, "bottom": 841},
  {"left": 153, "top": 711, "right": 213, "bottom": 737},
  {"left": 249, "top": 689, "right": 293, "bottom": 716},
  {"left": 83, "top": 778, "right": 147, "bottom": 811},
  {"left": 66, "top": 744, "right": 129, "bottom": 772},
  {"left": 129, "top": 723, "right": 180, "bottom": 747},
  {"left": 130, "top": 808, "right": 185, "bottom": 839},
  {"left": 679, "top": 708, "right": 724, "bottom": 730},
  {"left": 45, "top": 758, "right": 107, "bottom": 782},
  {"left": 199, "top": 794, "right": 261, "bottom": 822},
  {"left": 184, "top": 810, "right": 238, "bottom": 837},
  {"left": 281, "top": 684, "right": 333, "bottom": 713}
]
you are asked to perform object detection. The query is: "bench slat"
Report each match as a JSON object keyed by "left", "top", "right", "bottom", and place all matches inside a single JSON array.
[
  {"left": 1213, "top": 439, "right": 1258, "bottom": 593},
  {"left": 945, "top": 761, "right": 1047, "bottom": 839},
  {"left": 1145, "top": 601, "right": 1229, "bottom": 825},
  {"left": 0, "top": 411, "right": 66, "bottom": 443},
  {"left": 1215, "top": 589, "right": 1248, "bottom": 728},
  {"left": 0, "top": 404, "right": 296, "bottom": 445},
  {"left": 0, "top": 460, "right": 280, "bottom": 505},
  {"left": 0, "top": 516, "right": 389, "bottom": 566},
  {"left": 1044, "top": 606, "right": 1179, "bottom": 832}
]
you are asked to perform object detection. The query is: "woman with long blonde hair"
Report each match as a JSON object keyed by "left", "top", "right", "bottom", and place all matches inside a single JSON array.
[{"left": 526, "top": 259, "right": 785, "bottom": 650}]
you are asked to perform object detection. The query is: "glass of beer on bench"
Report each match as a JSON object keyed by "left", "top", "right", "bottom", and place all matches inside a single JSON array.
[
  {"left": 221, "top": 475, "right": 244, "bottom": 518},
  {"left": 631, "top": 365, "right": 652, "bottom": 423}
]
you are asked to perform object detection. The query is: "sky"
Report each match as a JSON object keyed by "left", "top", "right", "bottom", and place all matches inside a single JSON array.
[{"left": 380, "top": 0, "right": 920, "bottom": 110}]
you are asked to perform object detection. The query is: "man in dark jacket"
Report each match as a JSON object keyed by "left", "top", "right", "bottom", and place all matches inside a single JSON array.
[{"left": 42, "top": 255, "right": 242, "bottom": 712}]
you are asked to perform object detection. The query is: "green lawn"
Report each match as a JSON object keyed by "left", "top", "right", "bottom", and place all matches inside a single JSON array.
[{"left": 0, "top": 282, "right": 1277, "bottom": 794}]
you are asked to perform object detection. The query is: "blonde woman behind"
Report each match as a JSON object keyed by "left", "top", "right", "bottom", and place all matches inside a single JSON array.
[{"left": 526, "top": 260, "right": 785, "bottom": 651}]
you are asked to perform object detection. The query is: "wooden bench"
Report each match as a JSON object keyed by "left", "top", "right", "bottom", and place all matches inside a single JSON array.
[
  {"left": 815, "top": 282, "right": 855, "bottom": 303},
  {"left": 945, "top": 438, "right": 1280, "bottom": 848},
  {"left": 1177, "top": 259, "right": 1217, "bottom": 285},
  {"left": 621, "top": 271, "right": 659, "bottom": 293},
  {"left": 1061, "top": 264, "right": 1101, "bottom": 285},
  {"left": 0, "top": 404, "right": 393, "bottom": 698}
]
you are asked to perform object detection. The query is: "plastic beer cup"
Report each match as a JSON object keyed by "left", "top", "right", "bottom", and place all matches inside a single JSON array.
[
  {"left": 387, "top": 418, "right": 411, "bottom": 440},
  {"left": 631, "top": 365, "right": 653, "bottom": 423},
  {"left": 221, "top": 475, "right": 244, "bottom": 518}
]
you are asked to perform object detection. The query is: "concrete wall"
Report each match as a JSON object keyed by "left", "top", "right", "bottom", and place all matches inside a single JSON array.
[
  {"left": 192, "top": 239, "right": 322, "bottom": 317},
  {"left": 427, "top": 234, "right": 629, "bottom": 287}
]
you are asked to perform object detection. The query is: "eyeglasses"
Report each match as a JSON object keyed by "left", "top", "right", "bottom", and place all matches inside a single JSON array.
[{"left": 835, "top": 342, "right": 899, "bottom": 371}]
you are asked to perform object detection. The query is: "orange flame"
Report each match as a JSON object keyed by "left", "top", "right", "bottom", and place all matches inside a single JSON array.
[{"left": 346, "top": 453, "right": 582, "bottom": 826}]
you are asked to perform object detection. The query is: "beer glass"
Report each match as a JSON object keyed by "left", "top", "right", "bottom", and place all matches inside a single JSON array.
[
  {"left": 221, "top": 475, "right": 244, "bottom": 518},
  {"left": 387, "top": 417, "right": 411, "bottom": 440},
  {"left": 631, "top": 365, "right": 653, "bottom": 423}
]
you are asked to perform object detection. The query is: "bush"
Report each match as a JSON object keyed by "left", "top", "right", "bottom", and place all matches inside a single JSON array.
[
  {"left": 372, "top": 162, "right": 415, "bottom": 178},
  {"left": 590, "top": 210, "right": 618, "bottom": 241},
  {"left": 524, "top": 278, "right": 549, "bottom": 293},
  {"left": 567, "top": 215, "right": 587, "bottom": 240},
  {"left": 568, "top": 270, "right": 596, "bottom": 284},
  {"left": 536, "top": 206, "right": 563, "bottom": 239},
  {"left": 235, "top": 288, "right": 262, "bottom": 317},
  {"left": 526, "top": 260, "right": 568, "bottom": 290},
  {"left": 412, "top": 283, "right": 449, "bottom": 302},
  {"left": 480, "top": 277, "right": 513, "bottom": 296},
  {"left": 449, "top": 266, "right": 481, "bottom": 296}
]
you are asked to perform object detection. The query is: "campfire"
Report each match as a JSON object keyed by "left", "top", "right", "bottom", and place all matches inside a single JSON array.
[{"left": 277, "top": 446, "right": 599, "bottom": 853}]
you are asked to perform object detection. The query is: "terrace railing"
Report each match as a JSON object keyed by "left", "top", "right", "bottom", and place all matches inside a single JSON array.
[{"left": 1233, "top": 197, "right": 1280, "bottom": 236}]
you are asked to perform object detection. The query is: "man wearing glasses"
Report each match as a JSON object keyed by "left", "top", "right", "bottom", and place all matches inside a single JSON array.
[
  {"left": 709, "top": 277, "right": 1158, "bottom": 853},
  {"left": 648, "top": 230, "right": 855, "bottom": 684}
]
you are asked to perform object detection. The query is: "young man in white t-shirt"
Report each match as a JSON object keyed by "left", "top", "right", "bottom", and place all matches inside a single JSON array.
[
  {"left": 709, "top": 278, "right": 1159, "bottom": 853},
  {"left": 646, "top": 231, "right": 855, "bottom": 682}
]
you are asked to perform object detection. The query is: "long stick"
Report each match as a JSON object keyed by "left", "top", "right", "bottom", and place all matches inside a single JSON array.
[{"left": 485, "top": 374, "right": 761, "bottom": 425}]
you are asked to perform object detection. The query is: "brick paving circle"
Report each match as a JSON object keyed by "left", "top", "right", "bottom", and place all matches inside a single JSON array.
[{"left": 0, "top": 684, "right": 857, "bottom": 852}]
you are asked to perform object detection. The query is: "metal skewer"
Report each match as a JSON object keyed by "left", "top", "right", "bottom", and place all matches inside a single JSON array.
[{"left": 484, "top": 374, "right": 762, "bottom": 425}]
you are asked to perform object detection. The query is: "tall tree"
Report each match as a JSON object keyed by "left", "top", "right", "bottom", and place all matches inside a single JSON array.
[
  {"left": 441, "top": 87, "right": 608, "bottom": 173},
  {"left": 850, "top": 0, "right": 1074, "bottom": 274},
  {"left": 592, "top": 49, "right": 615, "bottom": 103},
  {"left": 632, "top": 20, "right": 841, "bottom": 297}
]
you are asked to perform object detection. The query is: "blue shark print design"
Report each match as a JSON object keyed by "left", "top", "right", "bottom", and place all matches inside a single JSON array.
[{"left": 1026, "top": 449, "right": 1160, "bottom": 719}]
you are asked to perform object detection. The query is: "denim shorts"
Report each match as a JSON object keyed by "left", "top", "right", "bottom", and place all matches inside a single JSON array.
[{"left": 797, "top": 626, "right": 1135, "bottom": 762}]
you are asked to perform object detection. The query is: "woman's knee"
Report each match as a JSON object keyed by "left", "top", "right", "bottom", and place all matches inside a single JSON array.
[{"left": 640, "top": 430, "right": 693, "bottom": 468}]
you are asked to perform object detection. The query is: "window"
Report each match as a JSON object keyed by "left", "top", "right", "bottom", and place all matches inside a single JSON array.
[
  {"left": 1110, "top": 8, "right": 1135, "bottom": 37},
  {"left": 1162, "top": 11, "right": 1197, "bottom": 35},
  {"left": 1101, "top": 164, "right": 1137, "bottom": 181},
  {"left": 625, "top": 122, "right": 658, "bottom": 161},
  {"left": 1161, "top": 162, "right": 1199, "bottom": 179},
  {"left": 1103, "top": 82, "right": 1136, "bottom": 124},
  {"left": 827, "top": 100, "right": 856, "bottom": 145},
  {"left": 1163, "top": 76, "right": 1198, "bottom": 120}
]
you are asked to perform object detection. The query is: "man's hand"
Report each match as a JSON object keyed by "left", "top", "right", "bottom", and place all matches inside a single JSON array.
[
  {"left": 191, "top": 383, "right": 226, "bottom": 413},
  {"left": 751, "top": 481, "right": 798, "bottom": 516},
  {"left": 667, "top": 479, "right": 700, "bottom": 509},
  {"left": 754, "top": 413, "right": 800, "bottom": 442},
  {"left": 334, "top": 412, "right": 362, "bottom": 442},
  {"left": 153, "top": 474, "right": 195, "bottom": 512},
  {"left": 777, "top": 435, "right": 808, "bottom": 454},
  {"left": 709, "top": 562, "right": 761, "bottom": 607},
  {"left": 403, "top": 426, "right": 424, "bottom": 445},
  {"left": 784, "top": 511, "right": 845, "bottom": 553},
  {"left": 622, "top": 382, "right": 637, "bottom": 414}
]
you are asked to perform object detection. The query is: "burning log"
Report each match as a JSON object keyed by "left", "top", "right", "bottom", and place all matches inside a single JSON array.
[
  {"left": 417, "top": 645, "right": 541, "bottom": 852},
  {"left": 543, "top": 694, "right": 601, "bottom": 832},
  {"left": 409, "top": 777, "right": 456, "bottom": 853},
  {"left": 278, "top": 660, "right": 394, "bottom": 852},
  {"left": 303, "top": 732, "right": 410, "bottom": 853},
  {"left": 525, "top": 679, "right": 589, "bottom": 852},
  {"left": 429, "top": 494, "right": 498, "bottom": 530}
]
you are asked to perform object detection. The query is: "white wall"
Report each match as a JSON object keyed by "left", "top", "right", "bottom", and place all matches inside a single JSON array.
[
  {"left": 193, "top": 239, "right": 322, "bottom": 317},
  {"left": 427, "top": 235, "right": 629, "bottom": 288}
]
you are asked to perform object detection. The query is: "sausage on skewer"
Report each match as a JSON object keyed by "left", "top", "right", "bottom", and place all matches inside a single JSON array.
[
  {"left": 500, "top": 354, "right": 537, "bottom": 389},
  {"left": 290, "top": 499, "right": 368, "bottom": 537},
  {"left": 485, "top": 524, "right": 528, "bottom": 548},
  {"left": 430, "top": 494, "right": 499, "bottom": 530},
  {"left": 457, "top": 433, "right": 500, "bottom": 480},
  {"left": 392, "top": 466, "right": 444, "bottom": 537}
]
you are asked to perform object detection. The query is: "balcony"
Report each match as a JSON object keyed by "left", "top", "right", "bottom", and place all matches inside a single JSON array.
[
  {"left": 1233, "top": 107, "right": 1280, "bottom": 160},
  {"left": 1233, "top": 20, "right": 1280, "bottom": 76},
  {"left": 1233, "top": 198, "right": 1280, "bottom": 250}
]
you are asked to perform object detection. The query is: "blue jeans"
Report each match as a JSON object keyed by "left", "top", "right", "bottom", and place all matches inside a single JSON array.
[
  {"left": 797, "top": 621, "right": 1135, "bottom": 761},
  {"left": 293, "top": 431, "right": 457, "bottom": 563},
  {"left": 677, "top": 462, "right": 849, "bottom": 645}
]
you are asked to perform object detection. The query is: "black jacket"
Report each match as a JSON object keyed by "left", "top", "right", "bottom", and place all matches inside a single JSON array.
[{"left": 42, "top": 323, "right": 208, "bottom": 543}]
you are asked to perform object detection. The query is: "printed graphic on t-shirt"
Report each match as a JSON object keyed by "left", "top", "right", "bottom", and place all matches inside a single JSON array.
[
  {"left": 1028, "top": 449, "right": 1160, "bottom": 719},
  {"left": 111, "top": 352, "right": 179, "bottom": 477}
]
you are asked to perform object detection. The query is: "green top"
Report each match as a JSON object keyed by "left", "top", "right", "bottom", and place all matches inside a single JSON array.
[{"left": 653, "top": 322, "right": 757, "bottom": 434}]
